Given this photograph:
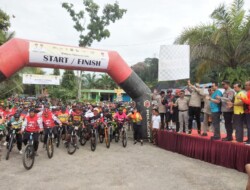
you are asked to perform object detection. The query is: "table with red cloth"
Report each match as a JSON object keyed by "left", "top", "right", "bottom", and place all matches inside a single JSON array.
[{"left": 157, "top": 130, "right": 250, "bottom": 172}]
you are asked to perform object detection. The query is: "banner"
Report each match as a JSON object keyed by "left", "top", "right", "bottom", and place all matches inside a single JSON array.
[
  {"left": 29, "top": 42, "right": 109, "bottom": 69},
  {"left": 22, "top": 74, "right": 61, "bottom": 85},
  {"left": 158, "top": 45, "right": 190, "bottom": 81}
]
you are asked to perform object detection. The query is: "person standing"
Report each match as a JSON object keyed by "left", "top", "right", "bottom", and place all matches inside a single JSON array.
[
  {"left": 187, "top": 80, "right": 204, "bottom": 134},
  {"left": 157, "top": 91, "right": 167, "bottom": 130},
  {"left": 128, "top": 108, "right": 143, "bottom": 145},
  {"left": 174, "top": 90, "right": 189, "bottom": 133},
  {"left": 166, "top": 89, "right": 175, "bottom": 130},
  {"left": 227, "top": 83, "right": 246, "bottom": 142},
  {"left": 208, "top": 82, "right": 222, "bottom": 140},
  {"left": 240, "top": 81, "right": 250, "bottom": 145},
  {"left": 201, "top": 87, "right": 212, "bottom": 136},
  {"left": 151, "top": 109, "right": 161, "bottom": 145},
  {"left": 217, "top": 80, "right": 234, "bottom": 141}
]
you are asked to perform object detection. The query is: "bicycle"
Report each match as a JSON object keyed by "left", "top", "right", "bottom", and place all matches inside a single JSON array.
[
  {"left": 79, "top": 123, "right": 91, "bottom": 146},
  {"left": 66, "top": 124, "right": 79, "bottom": 155},
  {"left": 6, "top": 128, "right": 20, "bottom": 160},
  {"left": 22, "top": 132, "right": 36, "bottom": 170},
  {"left": 104, "top": 122, "right": 112, "bottom": 148},
  {"left": 0, "top": 123, "right": 6, "bottom": 141},
  {"left": 114, "top": 120, "right": 125, "bottom": 143},
  {"left": 98, "top": 123, "right": 104, "bottom": 144},
  {"left": 115, "top": 120, "right": 127, "bottom": 148},
  {"left": 121, "top": 125, "right": 127, "bottom": 148},
  {"left": 45, "top": 128, "right": 54, "bottom": 159},
  {"left": 90, "top": 123, "right": 98, "bottom": 151},
  {"left": 56, "top": 125, "right": 63, "bottom": 148}
]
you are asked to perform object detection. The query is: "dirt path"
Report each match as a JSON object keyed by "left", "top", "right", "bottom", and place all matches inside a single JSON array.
[{"left": 0, "top": 139, "right": 247, "bottom": 190}]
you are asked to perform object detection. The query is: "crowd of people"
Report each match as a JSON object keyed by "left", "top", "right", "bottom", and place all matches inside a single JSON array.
[
  {"left": 151, "top": 80, "right": 250, "bottom": 146},
  {"left": 0, "top": 96, "right": 144, "bottom": 157}
]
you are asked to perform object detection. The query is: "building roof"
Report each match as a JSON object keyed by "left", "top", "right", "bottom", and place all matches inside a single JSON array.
[{"left": 81, "top": 89, "right": 126, "bottom": 94}]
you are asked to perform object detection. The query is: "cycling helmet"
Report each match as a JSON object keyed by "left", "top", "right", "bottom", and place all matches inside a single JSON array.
[
  {"left": 29, "top": 108, "right": 35, "bottom": 112},
  {"left": 61, "top": 105, "right": 66, "bottom": 111},
  {"left": 167, "top": 89, "right": 173, "bottom": 93},
  {"left": 104, "top": 108, "right": 109, "bottom": 113},
  {"left": 14, "top": 113, "right": 20, "bottom": 118},
  {"left": 43, "top": 108, "right": 50, "bottom": 113}
]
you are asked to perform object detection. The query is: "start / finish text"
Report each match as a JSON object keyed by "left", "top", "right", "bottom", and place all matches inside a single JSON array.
[{"left": 43, "top": 55, "right": 101, "bottom": 67}]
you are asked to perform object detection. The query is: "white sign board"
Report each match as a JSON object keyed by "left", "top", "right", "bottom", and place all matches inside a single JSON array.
[
  {"left": 23, "top": 74, "right": 61, "bottom": 85},
  {"left": 29, "top": 42, "right": 109, "bottom": 69},
  {"left": 158, "top": 45, "right": 190, "bottom": 81}
]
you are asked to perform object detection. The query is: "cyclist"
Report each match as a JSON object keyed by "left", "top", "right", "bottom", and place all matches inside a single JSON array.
[
  {"left": 20, "top": 104, "right": 29, "bottom": 120},
  {"left": 41, "top": 108, "right": 62, "bottom": 147},
  {"left": 6, "top": 113, "right": 23, "bottom": 154},
  {"left": 57, "top": 106, "right": 70, "bottom": 140},
  {"left": 113, "top": 107, "right": 127, "bottom": 136},
  {"left": 21, "top": 108, "right": 43, "bottom": 156},
  {"left": 66, "top": 105, "right": 83, "bottom": 144},
  {"left": 102, "top": 108, "right": 114, "bottom": 138}
]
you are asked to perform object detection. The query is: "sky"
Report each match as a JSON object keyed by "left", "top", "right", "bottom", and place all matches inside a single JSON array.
[{"left": 1, "top": 0, "right": 250, "bottom": 70}]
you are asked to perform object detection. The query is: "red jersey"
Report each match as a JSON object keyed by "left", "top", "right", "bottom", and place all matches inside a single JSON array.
[{"left": 23, "top": 114, "right": 41, "bottom": 132}]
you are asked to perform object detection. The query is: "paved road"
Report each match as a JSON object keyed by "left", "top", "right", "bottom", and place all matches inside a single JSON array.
[{"left": 0, "top": 138, "right": 247, "bottom": 190}]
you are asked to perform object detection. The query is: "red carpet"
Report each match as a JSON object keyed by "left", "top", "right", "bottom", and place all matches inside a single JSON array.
[{"left": 157, "top": 130, "right": 250, "bottom": 172}]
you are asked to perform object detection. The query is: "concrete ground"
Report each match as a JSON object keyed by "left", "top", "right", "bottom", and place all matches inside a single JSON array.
[{"left": 0, "top": 135, "right": 248, "bottom": 190}]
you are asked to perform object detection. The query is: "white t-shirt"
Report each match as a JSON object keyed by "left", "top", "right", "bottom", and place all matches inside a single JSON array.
[{"left": 152, "top": 115, "right": 161, "bottom": 129}]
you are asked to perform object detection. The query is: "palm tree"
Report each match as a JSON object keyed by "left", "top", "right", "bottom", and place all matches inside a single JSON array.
[
  {"left": 175, "top": 0, "right": 250, "bottom": 83},
  {"left": 82, "top": 73, "right": 98, "bottom": 89},
  {"left": 97, "top": 74, "right": 117, "bottom": 89}
]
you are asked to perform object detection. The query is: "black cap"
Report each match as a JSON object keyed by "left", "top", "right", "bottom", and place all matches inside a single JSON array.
[{"left": 29, "top": 108, "right": 35, "bottom": 112}]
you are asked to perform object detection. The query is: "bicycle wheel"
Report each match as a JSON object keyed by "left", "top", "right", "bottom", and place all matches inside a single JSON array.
[
  {"left": 46, "top": 136, "right": 54, "bottom": 159},
  {"left": 22, "top": 145, "right": 35, "bottom": 170},
  {"left": 6, "top": 135, "right": 14, "bottom": 160},
  {"left": 90, "top": 132, "right": 96, "bottom": 151},
  {"left": 122, "top": 130, "right": 127, "bottom": 148},
  {"left": 99, "top": 134, "right": 104, "bottom": 143},
  {"left": 67, "top": 135, "right": 77, "bottom": 155},
  {"left": 39, "top": 132, "right": 44, "bottom": 143},
  {"left": 56, "top": 129, "right": 62, "bottom": 148},
  {"left": 105, "top": 128, "right": 110, "bottom": 149},
  {"left": 79, "top": 130, "right": 87, "bottom": 146},
  {"left": 115, "top": 132, "right": 119, "bottom": 143}
]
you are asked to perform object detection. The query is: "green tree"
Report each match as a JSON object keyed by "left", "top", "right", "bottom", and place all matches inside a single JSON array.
[
  {"left": 62, "top": 0, "right": 126, "bottom": 100},
  {"left": 97, "top": 73, "right": 117, "bottom": 89},
  {"left": 50, "top": 69, "right": 77, "bottom": 102},
  {"left": 82, "top": 72, "right": 98, "bottom": 89},
  {"left": 61, "top": 70, "right": 76, "bottom": 90},
  {"left": 53, "top": 69, "right": 60, "bottom": 76},
  {"left": 175, "top": 0, "right": 250, "bottom": 84},
  {"left": 132, "top": 58, "right": 159, "bottom": 88},
  {"left": 0, "top": 9, "right": 15, "bottom": 45}
]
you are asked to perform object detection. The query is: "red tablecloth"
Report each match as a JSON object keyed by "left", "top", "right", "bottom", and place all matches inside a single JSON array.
[{"left": 157, "top": 130, "right": 250, "bottom": 172}]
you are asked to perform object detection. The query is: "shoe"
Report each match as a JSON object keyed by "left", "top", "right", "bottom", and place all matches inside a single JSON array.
[
  {"left": 3, "top": 141, "right": 7, "bottom": 146},
  {"left": 198, "top": 130, "right": 201, "bottom": 135},
  {"left": 201, "top": 133, "right": 207, "bottom": 136},
  {"left": 140, "top": 140, "right": 143, "bottom": 146},
  {"left": 211, "top": 136, "right": 220, "bottom": 140},
  {"left": 19, "top": 150, "right": 23, "bottom": 155},
  {"left": 134, "top": 140, "right": 137, "bottom": 145},
  {"left": 222, "top": 137, "right": 232, "bottom": 141},
  {"left": 188, "top": 131, "right": 192, "bottom": 135}
]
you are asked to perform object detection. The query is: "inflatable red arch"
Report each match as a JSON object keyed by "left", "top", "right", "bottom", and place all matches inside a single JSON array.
[{"left": 0, "top": 38, "right": 152, "bottom": 139}]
